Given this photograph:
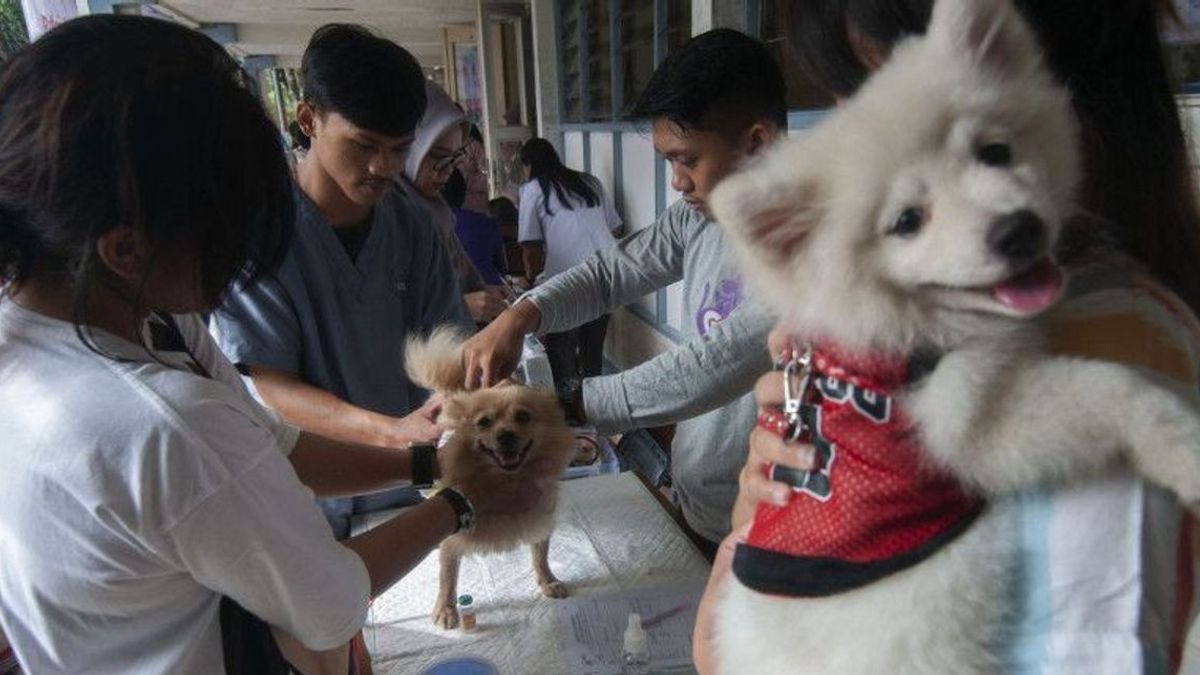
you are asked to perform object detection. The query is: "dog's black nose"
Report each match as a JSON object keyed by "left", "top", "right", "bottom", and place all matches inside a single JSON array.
[
  {"left": 497, "top": 430, "right": 519, "bottom": 450},
  {"left": 987, "top": 210, "right": 1045, "bottom": 262}
]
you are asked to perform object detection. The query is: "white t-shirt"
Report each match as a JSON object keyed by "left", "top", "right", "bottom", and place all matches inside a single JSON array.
[
  {"left": 517, "top": 178, "right": 622, "bottom": 279},
  {"left": 0, "top": 301, "right": 370, "bottom": 675}
]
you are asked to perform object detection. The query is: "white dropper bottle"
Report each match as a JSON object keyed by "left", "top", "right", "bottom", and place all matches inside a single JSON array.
[{"left": 622, "top": 612, "right": 650, "bottom": 674}]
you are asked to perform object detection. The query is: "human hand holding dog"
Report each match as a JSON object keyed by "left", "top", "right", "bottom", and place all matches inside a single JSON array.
[
  {"left": 386, "top": 395, "right": 443, "bottom": 447},
  {"left": 462, "top": 298, "right": 541, "bottom": 389},
  {"left": 732, "top": 325, "right": 819, "bottom": 530},
  {"left": 693, "top": 523, "right": 750, "bottom": 675}
]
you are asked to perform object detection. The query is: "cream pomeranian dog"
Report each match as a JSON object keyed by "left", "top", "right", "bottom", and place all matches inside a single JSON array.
[
  {"left": 406, "top": 327, "right": 575, "bottom": 629},
  {"left": 706, "top": 0, "right": 1200, "bottom": 672}
]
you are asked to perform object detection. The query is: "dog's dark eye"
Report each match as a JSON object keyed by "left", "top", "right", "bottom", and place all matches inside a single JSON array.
[
  {"left": 889, "top": 207, "right": 925, "bottom": 237},
  {"left": 513, "top": 409, "right": 532, "bottom": 425},
  {"left": 476, "top": 416, "right": 493, "bottom": 430},
  {"left": 976, "top": 142, "right": 1012, "bottom": 167}
]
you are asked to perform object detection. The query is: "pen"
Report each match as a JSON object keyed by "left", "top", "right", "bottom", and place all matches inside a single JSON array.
[{"left": 641, "top": 603, "right": 692, "bottom": 628}]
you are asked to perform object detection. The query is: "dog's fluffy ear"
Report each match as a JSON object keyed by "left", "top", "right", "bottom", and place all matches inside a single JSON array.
[
  {"left": 709, "top": 146, "right": 824, "bottom": 265},
  {"left": 405, "top": 325, "right": 468, "bottom": 393},
  {"left": 928, "top": 0, "right": 1040, "bottom": 77}
]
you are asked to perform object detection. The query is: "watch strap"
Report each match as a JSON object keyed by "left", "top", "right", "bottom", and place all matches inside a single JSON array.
[
  {"left": 410, "top": 444, "right": 436, "bottom": 489},
  {"left": 438, "top": 486, "right": 475, "bottom": 533}
]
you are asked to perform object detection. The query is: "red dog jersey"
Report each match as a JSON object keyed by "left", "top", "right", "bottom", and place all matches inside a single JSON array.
[{"left": 733, "top": 342, "right": 984, "bottom": 597}]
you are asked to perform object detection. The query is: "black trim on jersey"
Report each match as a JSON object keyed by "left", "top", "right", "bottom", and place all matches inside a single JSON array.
[{"left": 731, "top": 503, "right": 985, "bottom": 597}]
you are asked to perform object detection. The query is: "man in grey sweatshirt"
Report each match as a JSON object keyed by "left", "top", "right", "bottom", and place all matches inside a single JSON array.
[{"left": 463, "top": 29, "right": 787, "bottom": 556}]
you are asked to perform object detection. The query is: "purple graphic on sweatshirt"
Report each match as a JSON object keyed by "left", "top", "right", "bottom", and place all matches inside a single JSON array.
[{"left": 695, "top": 277, "right": 743, "bottom": 336}]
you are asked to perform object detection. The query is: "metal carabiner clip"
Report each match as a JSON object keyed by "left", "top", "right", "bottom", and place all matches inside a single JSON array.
[{"left": 780, "top": 345, "right": 813, "bottom": 441}]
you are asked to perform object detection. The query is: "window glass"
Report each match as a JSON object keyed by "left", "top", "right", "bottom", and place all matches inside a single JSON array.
[
  {"left": 586, "top": 0, "right": 612, "bottom": 120},
  {"left": 619, "top": 0, "right": 654, "bottom": 117},
  {"left": 560, "top": 0, "right": 583, "bottom": 122}
]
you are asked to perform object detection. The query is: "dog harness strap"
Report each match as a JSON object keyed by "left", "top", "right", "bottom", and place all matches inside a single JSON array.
[{"left": 736, "top": 342, "right": 984, "bottom": 597}]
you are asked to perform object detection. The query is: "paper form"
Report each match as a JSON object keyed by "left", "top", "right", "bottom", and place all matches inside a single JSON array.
[{"left": 554, "top": 579, "right": 706, "bottom": 675}]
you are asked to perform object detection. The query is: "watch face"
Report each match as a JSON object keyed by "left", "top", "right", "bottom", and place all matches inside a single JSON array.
[
  {"left": 442, "top": 488, "right": 475, "bottom": 533},
  {"left": 457, "top": 499, "right": 475, "bottom": 532}
]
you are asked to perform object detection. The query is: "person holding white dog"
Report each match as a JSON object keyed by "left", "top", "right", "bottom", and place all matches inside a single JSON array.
[{"left": 694, "top": 0, "right": 1200, "bottom": 673}]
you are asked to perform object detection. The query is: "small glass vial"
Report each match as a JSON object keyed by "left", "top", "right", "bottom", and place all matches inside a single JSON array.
[
  {"left": 622, "top": 612, "right": 649, "bottom": 674},
  {"left": 458, "top": 594, "right": 477, "bottom": 631}
]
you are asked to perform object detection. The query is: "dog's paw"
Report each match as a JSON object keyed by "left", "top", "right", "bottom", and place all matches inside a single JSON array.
[
  {"left": 1130, "top": 391, "right": 1200, "bottom": 504},
  {"left": 432, "top": 603, "right": 460, "bottom": 629},
  {"left": 540, "top": 580, "right": 568, "bottom": 598}
]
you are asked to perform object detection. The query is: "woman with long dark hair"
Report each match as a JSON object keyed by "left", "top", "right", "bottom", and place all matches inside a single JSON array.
[
  {"left": 517, "top": 137, "right": 622, "bottom": 383},
  {"left": 0, "top": 15, "right": 543, "bottom": 674}
]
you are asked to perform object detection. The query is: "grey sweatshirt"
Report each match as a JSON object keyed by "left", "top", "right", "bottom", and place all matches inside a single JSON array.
[{"left": 527, "top": 200, "right": 774, "bottom": 542}]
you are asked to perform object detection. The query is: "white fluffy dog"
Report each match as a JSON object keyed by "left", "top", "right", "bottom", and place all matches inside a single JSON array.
[{"left": 707, "top": 0, "right": 1200, "bottom": 672}]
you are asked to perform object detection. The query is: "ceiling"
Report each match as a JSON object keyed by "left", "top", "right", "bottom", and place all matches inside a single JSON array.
[{"left": 157, "top": 0, "right": 482, "bottom": 68}]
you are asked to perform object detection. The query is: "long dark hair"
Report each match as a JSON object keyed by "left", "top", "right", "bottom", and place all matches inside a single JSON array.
[
  {"left": 0, "top": 15, "right": 294, "bottom": 350},
  {"left": 787, "top": 0, "right": 1200, "bottom": 316},
  {"left": 519, "top": 138, "right": 600, "bottom": 216}
]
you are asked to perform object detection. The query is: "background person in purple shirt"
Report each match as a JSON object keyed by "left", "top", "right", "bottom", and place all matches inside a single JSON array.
[{"left": 443, "top": 167, "right": 508, "bottom": 286}]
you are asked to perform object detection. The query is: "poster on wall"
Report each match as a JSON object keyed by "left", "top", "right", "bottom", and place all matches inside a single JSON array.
[
  {"left": 0, "top": 0, "right": 30, "bottom": 60},
  {"left": 18, "top": 0, "right": 76, "bottom": 42},
  {"left": 454, "top": 42, "right": 483, "bottom": 125}
]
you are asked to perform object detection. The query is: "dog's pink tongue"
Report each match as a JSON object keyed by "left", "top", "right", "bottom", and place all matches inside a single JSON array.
[{"left": 992, "top": 259, "right": 1064, "bottom": 314}]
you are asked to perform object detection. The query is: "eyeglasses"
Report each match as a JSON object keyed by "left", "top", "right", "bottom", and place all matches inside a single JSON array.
[
  {"left": 463, "top": 144, "right": 489, "bottom": 176},
  {"left": 430, "top": 147, "right": 468, "bottom": 174}
]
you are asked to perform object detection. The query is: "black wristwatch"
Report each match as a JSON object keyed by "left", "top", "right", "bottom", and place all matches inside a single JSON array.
[
  {"left": 438, "top": 486, "right": 475, "bottom": 533},
  {"left": 410, "top": 443, "right": 436, "bottom": 489},
  {"left": 556, "top": 378, "right": 586, "bottom": 426}
]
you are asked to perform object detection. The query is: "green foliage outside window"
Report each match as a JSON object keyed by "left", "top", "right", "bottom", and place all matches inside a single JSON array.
[{"left": 0, "top": 0, "right": 30, "bottom": 62}]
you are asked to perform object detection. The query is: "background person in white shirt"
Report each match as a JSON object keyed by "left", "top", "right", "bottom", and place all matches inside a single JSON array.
[
  {"left": 0, "top": 16, "right": 547, "bottom": 675},
  {"left": 517, "top": 137, "right": 622, "bottom": 385}
]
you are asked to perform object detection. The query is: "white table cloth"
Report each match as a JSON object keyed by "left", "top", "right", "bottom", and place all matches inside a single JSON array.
[{"left": 363, "top": 472, "right": 711, "bottom": 675}]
